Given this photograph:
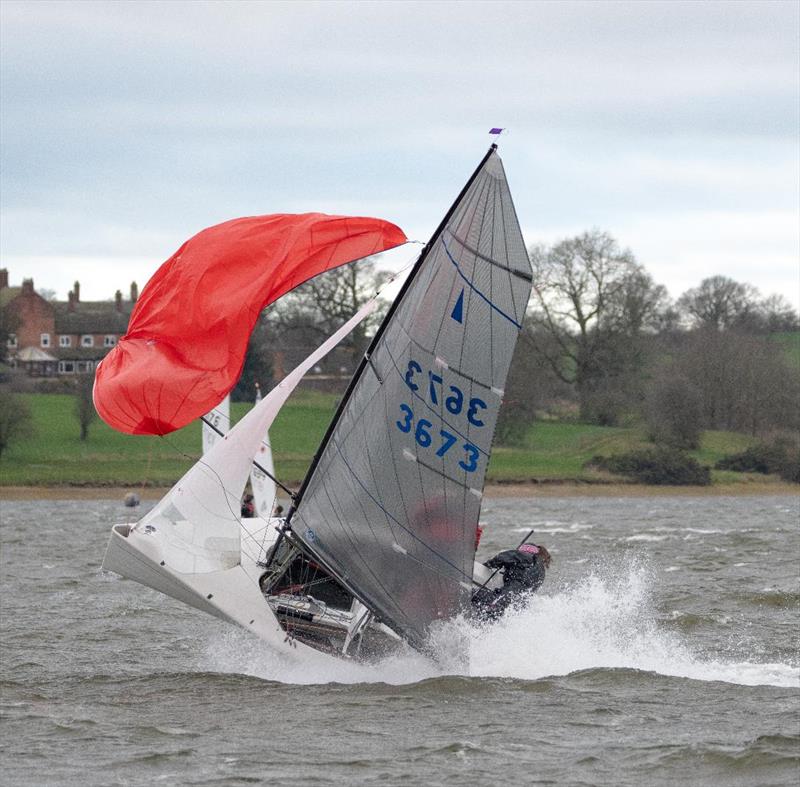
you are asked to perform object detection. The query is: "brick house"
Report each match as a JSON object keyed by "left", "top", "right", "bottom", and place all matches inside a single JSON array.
[{"left": 1, "top": 269, "right": 137, "bottom": 376}]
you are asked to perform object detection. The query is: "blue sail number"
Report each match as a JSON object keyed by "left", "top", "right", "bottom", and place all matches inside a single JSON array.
[
  {"left": 396, "top": 403, "right": 413, "bottom": 432},
  {"left": 404, "top": 360, "right": 421, "bottom": 392},
  {"left": 396, "top": 404, "right": 479, "bottom": 473},
  {"left": 459, "top": 443, "right": 479, "bottom": 472},
  {"left": 466, "top": 397, "right": 487, "bottom": 427}
]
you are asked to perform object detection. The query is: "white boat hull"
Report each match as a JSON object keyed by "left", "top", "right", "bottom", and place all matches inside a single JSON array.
[
  {"left": 103, "top": 522, "right": 499, "bottom": 663},
  {"left": 103, "top": 523, "right": 335, "bottom": 665}
]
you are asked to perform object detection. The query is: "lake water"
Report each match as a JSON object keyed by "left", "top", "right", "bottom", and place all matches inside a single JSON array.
[{"left": 1, "top": 494, "right": 798, "bottom": 785}]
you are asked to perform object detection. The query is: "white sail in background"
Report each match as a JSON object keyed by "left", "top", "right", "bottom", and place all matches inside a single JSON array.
[
  {"left": 250, "top": 383, "right": 277, "bottom": 518},
  {"left": 202, "top": 395, "right": 230, "bottom": 454}
]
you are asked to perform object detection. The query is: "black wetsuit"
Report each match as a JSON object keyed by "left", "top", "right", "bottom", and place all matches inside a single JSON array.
[{"left": 472, "top": 549, "right": 545, "bottom": 620}]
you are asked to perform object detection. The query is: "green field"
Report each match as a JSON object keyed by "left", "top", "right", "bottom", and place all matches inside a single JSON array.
[
  {"left": 490, "top": 422, "right": 755, "bottom": 482},
  {"left": 0, "top": 391, "right": 336, "bottom": 486},
  {"left": 0, "top": 391, "right": 769, "bottom": 487}
]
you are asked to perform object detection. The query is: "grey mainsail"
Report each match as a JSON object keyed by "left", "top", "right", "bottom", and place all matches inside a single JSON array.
[{"left": 288, "top": 146, "right": 532, "bottom": 648}]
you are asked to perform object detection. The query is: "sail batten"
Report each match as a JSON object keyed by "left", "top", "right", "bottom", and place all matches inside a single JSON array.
[
  {"left": 446, "top": 229, "right": 533, "bottom": 280},
  {"left": 290, "top": 147, "right": 532, "bottom": 647}
]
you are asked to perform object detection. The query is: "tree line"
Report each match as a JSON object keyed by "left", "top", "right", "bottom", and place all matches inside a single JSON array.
[
  {"left": 248, "top": 232, "right": 798, "bottom": 460},
  {"left": 499, "top": 229, "right": 798, "bottom": 451},
  {"left": 1, "top": 232, "right": 797, "bottom": 472}
]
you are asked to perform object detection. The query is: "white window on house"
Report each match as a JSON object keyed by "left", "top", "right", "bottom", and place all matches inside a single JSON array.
[
  {"left": 59, "top": 335, "right": 72, "bottom": 347},
  {"left": 58, "top": 361, "right": 75, "bottom": 374},
  {"left": 41, "top": 333, "right": 51, "bottom": 348},
  {"left": 7, "top": 333, "right": 17, "bottom": 348},
  {"left": 104, "top": 335, "right": 117, "bottom": 347},
  {"left": 81, "top": 335, "right": 94, "bottom": 347},
  {"left": 77, "top": 360, "right": 94, "bottom": 373}
]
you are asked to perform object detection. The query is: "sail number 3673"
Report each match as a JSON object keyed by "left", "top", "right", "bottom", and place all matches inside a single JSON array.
[{"left": 396, "top": 404, "right": 480, "bottom": 472}]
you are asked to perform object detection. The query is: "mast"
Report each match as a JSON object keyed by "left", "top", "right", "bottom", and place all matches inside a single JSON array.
[
  {"left": 281, "top": 143, "right": 532, "bottom": 648},
  {"left": 287, "top": 144, "right": 499, "bottom": 524}
]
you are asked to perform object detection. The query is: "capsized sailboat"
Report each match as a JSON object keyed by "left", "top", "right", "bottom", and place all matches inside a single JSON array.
[{"left": 100, "top": 144, "right": 532, "bottom": 662}]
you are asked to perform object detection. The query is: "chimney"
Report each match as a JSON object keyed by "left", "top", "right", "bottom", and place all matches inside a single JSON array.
[
  {"left": 68, "top": 291, "right": 75, "bottom": 312},
  {"left": 130, "top": 281, "right": 138, "bottom": 303},
  {"left": 0, "top": 269, "right": 8, "bottom": 289},
  {"left": 115, "top": 290, "right": 123, "bottom": 312},
  {"left": 73, "top": 281, "right": 80, "bottom": 302},
  {"left": 22, "top": 278, "right": 34, "bottom": 295}
]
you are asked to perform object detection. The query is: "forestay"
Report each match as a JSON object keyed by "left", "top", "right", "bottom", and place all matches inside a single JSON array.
[{"left": 289, "top": 147, "right": 532, "bottom": 648}]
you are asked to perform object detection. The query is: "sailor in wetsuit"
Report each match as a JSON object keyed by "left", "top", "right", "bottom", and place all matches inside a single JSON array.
[{"left": 472, "top": 543, "right": 551, "bottom": 620}]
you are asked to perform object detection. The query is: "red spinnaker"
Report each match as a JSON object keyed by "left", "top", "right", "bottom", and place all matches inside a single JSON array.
[{"left": 94, "top": 213, "right": 406, "bottom": 435}]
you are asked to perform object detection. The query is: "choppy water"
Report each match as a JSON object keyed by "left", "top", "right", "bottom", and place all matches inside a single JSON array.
[{"left": 1, "top": 494, "right": 798, "bottom": 785}]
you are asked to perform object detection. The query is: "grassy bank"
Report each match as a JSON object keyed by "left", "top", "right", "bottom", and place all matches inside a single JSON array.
[{"left": 0, "top": 391, "right": 786, "bottom": 489}]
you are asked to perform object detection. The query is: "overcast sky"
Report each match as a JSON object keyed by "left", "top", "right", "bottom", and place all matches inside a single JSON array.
[{"left": 2, "top": 0, "right": 798, "bottom": 308}]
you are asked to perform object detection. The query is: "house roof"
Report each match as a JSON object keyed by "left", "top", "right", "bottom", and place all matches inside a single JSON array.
[
  {"left": 0, "top": 286, "right": 21, "bottom": 309},
  {"left": 53, "top": 301, "right": 133, "bottom": 334}
]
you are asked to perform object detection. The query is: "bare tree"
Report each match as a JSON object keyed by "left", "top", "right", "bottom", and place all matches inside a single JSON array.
[
  {"left": 232, "top": 318, "right": 273, "bottom": 402},
  {"left": 74, "top": 374, "right": 96, "bottom": 441},
  {"left": 495, "top": 321, "right": 572, "bottom": 445},
  {"left": 644, "top": 372, "right": 704, "bottom": 450},
  {"left": 527, "top": 230, "right": 668, "bottom": 423},
  {"left": 673, "top": 328, "right": 800, "bottom": 435},
  {"left": 264, "top": 258, "right": 389, "bottom": 352},
  {"left": 606, "top": 269, "right": 669, "bottom": 335},
  {"left": 677, "top": 276, "right": 760, "bottom": 331},
  {"left": 756, "top": 294, "right": 799, "bottom": 333},
  {"left": 0, "top": 389, "right": 33, "bottom": 458},
  {"left": 0, "top": 305, "right": 20, "bottom": 365}
]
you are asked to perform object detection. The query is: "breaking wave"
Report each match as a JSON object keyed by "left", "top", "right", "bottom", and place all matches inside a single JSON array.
[{"left": 200, "top": 562, "right": 799, "bottom": 690}]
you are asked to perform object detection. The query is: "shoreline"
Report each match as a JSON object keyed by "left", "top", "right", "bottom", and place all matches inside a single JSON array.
[{"left": 1, "top": 481, "right": 797, "bottom": 501}]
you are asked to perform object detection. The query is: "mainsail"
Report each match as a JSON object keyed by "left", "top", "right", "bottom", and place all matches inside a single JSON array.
[{"left": 288, "top": 146, "right": 532, "bottom": 648}]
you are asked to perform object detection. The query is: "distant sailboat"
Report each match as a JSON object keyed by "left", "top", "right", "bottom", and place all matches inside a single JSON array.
[
  {"left": 101, "top": 144, "right": 532, "bottom": 662},
  {"left": 201, "top": 396, "right": 230, "bottom": 455},
  {"left": 248, "top": 384, "right": 278, "bottom": 519}
]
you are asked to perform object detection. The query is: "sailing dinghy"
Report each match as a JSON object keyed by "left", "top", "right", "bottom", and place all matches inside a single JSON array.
[{"left": 100, "top": 144, "right": 532, "bottom": 662}]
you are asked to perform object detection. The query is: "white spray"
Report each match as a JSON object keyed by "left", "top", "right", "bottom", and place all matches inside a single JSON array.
[{"left": 200, "top": 559, "right": 799, "bottom": 689}]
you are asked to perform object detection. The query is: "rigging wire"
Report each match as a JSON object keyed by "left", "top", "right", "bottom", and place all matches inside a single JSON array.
[
  {"left": 149, "top": 432, "right": 244, "bottom": 527},
  {"left": 200, "top": 415, "right": 295, "bottom": 500},
  {"left": 129, "top": 244, "right": 429, "bottom": 570}
]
